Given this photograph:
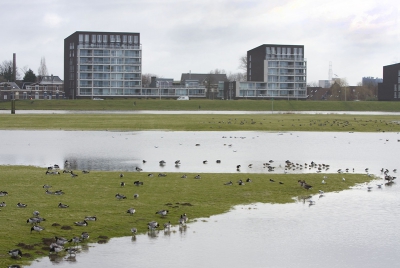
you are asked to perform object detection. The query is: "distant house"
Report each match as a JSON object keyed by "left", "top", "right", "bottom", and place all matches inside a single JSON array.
[
  {"left": 181, "top": 73, "right": 228, "bottom": 99},
  {"left": 307, "top": 87, "right": 330, "bottom": 100},
  {"left": 378, "top": 63, "right": 400, "bottom": 101}
]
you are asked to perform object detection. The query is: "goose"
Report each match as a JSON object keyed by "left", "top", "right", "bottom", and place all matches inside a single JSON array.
[
  {"left": 377, "top": 184, "right": 383, "bottom": 188},
  {"left": 30, "top": 225, "right": 44, "bottom": 233},
  {"left": 133, "top": 193, "right": 139, "bottom": 199},
  {"left": 180, "top": 213, "right": 188, "bottom": 224},
  {"left": 163, "top": 221, "right": 172, "bottom": 230},
  {"left": 58, "top": 202, "right": 69, "bottom": 208},
  {"left": 148, "top": 221, "right": 159, "bottom": 231},
  {"left": 49, "top": 243, "right": 63, "bottom": 254},
  {"left": 194, "top": 175, "right": 201, "bottom": 179},
  {"left": 302, "top": 182, "right": 312, "bottom": 190},
  {"left": 158, "top": 173, "right": 167, "bottom": 177},
  {"left": 238, "top": 179, "right": 245, "bottom": 186},
  {"left": 81, "top": 232, "right": 89, "bottom": 240},
  {"left": 85, "top": 216, "right": 97, "bottom": 221},
  {"left": 127, "top": 208, "right": 136, "bottom": 215},
  {"left": 65, "top": 247, "right": 78, "bottom": 256},
  {"left": 54, "top": 164, "right": 60, "bottom": 169},
  {"left": 45, "top": 189, "right": 54, "bottom": 195},
  {"left": 0, "top": 191, "right": 8, "bottom": 196},
  {"left": 269, "top": 179, "right": 275, "bottom": 182},
  {"left": 74, "top": 220, "right": 88, "bottom": 226},
  {"left": 17, "top": 202, "right": 27, "bottom": 208},
  {"left": 119, "top": 173, "right": 124, "bottom": 178},
  {"left": 43, "top": 184, "right": 52, "bottom": 189},
  {"left": 367, "top": 186, "right": 373, "bottom": 191},
  {"left": 0, "top": 201, "right": 6, "bottom": 207},
  {"left": 175, "top": 160, "right": 181, "bottom": 165},
  {"left": 224, "top": 181, "right": 233, "bottom": 185},
  {"left": 8, "top": 265, "right": 21, "bottom": 268},
  {"left": 131, "top": 227, "right": 137, "bottom": 235},
  {"left": 27, "top": 217, "right": 45, "bottom": 224},
  {"left": 142, "top": 160, "right": 147, "bottom": 164},
  {"left": 133, "top": 181, "right": 144, "bottom": 186},
  {"left": 135, "top": 167, "right": 143, "bottom": 172},
  {"left": 70, "top": 172, "right": 78, "bottom": 178},
  {"left": 156, "top": 210, "right": 169, "bottom": 217},
  {"left": 246, "top": 178, "right": 252, "bottom": 182},
  {"left": 54, "top": 190, "right": 64, "bottom": 195},
  {"left": 55, "top": 236, "right": 69, "bottom": 246},
  {"left": 159, "top": 160, "right": 166, "bottom": 165},
  {"left": 248, "top": 164, "right": 253, "bottom": 168},
  {"left": 148, "top": 173, "right": 154, "bottom": 177},
  {"left": 115, "top": 193, "right": 127, "bottom": 200},
  {"left": 69, "top": 236, "right": 81, "bottom": 245},
  {"left": 308, "top": 200, "right": 316, "bottom": 206},
  {"left": 33, "top": 210, "right": 40, "bottom": 216},
  {"left": 236, "top": 165, "right": 241, "bottom": 169},
  {"left": 318, "top": 190, "right": 324, "bottom": 195},
  {"left": 279, "top": 181, "right": 284, "bottom": 184},
  {"left": 120, "top": 182, "right": 125, "bottom": 187},
  {"left": 8, "top": 249, "right": 22, "bottom": 258},
  {"left": 181, "top": 174, "right": 187, "bottom": 178},
  {"left": 82, "top": 170, "right": 90, "bottom": 174},
  {"left": 216, "top": 160, "right": 221, "bottom": 163},
  {"left": 203, "top": 160, "right": 208, "bottom": 164}
]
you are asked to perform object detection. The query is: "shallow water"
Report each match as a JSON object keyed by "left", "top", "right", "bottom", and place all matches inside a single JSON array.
[{"left": 0, "top": 130, "right": 399, "bottom": 174}]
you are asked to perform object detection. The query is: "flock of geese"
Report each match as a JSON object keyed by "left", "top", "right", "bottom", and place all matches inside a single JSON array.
[{"left": 4, "top": 158, "right": 397, "bottom": 267}]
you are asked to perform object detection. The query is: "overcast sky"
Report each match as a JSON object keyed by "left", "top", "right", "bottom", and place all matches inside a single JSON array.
[{"left": 1, "top": 0, "right": 399, "bottom": 85}]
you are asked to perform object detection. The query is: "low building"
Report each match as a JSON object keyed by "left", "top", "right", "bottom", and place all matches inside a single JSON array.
[{"left": 378, "top": 63, "right": 400, "bottom": 101}]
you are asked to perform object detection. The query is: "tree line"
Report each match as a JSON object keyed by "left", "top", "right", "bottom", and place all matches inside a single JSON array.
[{"left": 0, "top": 57, "right": 48, "bottom": 83}]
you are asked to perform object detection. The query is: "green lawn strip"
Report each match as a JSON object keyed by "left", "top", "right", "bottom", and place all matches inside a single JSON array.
[
  {"left": 1, "top": 114, "right": 400, "bottom": 132},
  {"left": 0, "top": 165, "right": 375, "bottom": 267},
  {"left": 1, "top": 99, "right": 400, "bottom": 112}
]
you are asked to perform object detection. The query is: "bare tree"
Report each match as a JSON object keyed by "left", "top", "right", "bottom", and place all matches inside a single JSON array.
[
  {"left": 227, "top": 72, "right": 246, "bottom": 82},
  {"left": 0, "top": 60, "right": 18, "bottom": 81},
  {"left": 238, "top": 55, "right": 247, "bottom": 81},
  {"left": 141, "top": 73, "right": 158, "bottom": 88},
  {"left": 38, "top": 57, "right": 49, "bottom": 77}
]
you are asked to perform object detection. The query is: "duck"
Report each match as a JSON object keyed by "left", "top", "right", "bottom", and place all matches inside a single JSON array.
[
  {"left": 8, "top": 249, "right": 22, "bottom": 258},
  {"left": 58, "top": 202, "right": 69, "bottom": 208},
  {"left": 156, "top": 210, "right": 169, "bottom": 217},
  {"left": 115, "top": 193, "right": 127, "bottom": 200},
  {"left": 74, "top": 220, "right": 88, "bottom": 226},
  {"left": 127, "top": 208, "right": 136, "bottom": 215},
  {"left": 17, "top": 202, "right": 27, "bottom": 208},
  {"left": 224, "top": 181, "right": 233, "bottom": 185},
  {"left": 30, "top": 225, "right": 44, "bottom": 233},
  {"left": 148, "top": 221, "right": 159, "bottom": 231},
  {"left": 84, "top": 216, "right": 97, "bottom": 221},
  {"left": 131, "top": 227, "right": 137, "bottom": 235}
]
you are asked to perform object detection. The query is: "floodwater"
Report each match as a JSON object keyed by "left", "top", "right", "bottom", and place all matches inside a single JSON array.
[{"left": 0, "top": 130, "right": 398, "bottom": 267}]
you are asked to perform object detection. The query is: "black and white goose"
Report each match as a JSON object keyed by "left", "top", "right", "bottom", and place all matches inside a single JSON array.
[
  {"left": 0, "top": 191, "right": 8, "bottom": 196},
  {"left": 194, "top": 175, "right": 201, "bottom": 179},
  {"left": 49, "top": 243, "right": 63, "bottom": 254},
  {"left": 30, "top": 225, "right": 44, "bottom": 233},
  {"left": 115, "top": 193, "right": 127, "bottom": 200},
  {"left": 224, "top": 181, "right": 233, "bottom": 185},
  {"left": 27, "top": 217, "right": 45, "bottom": 225},
  {"left": 69, "top": 236, "right": 81, "bottom": 245},
  {"left": 33, "top": 210, "right": 40, "bottom": 216},
  {"left": 17, "top": 202, "right": 27, "bottom": 208},
  {"left": 163, "top": 221, "right": 172, "bottom": 230},
  {"left": 43, "top": 184, "right": 52, "bottom": 189},
  {"left": 58, "top": 202, "right": 69, "bottom": 208},
  {"left": 131, "top": 227, "right": 138, "bottom": 235},
  {"left": 74, "top": 220, "right": 88, "bottom": 226},
  {"left": 133, "top": 193, "right": 139, "bottom": 199},
  {"left": 148, "top": 221, "right": 159, "bottom": 231},
  {"left": 120, "top": 182, "right": 125, "bottom": 187},
  {"left": 0, "top": 201, "right": 6, "bottom": 207},
  {"left": 133, "top": 181, "right": 144, "bottom": 186},
  {"left": 65, "top": 247, "right": 78, "bottom": 256},
  {"left": 127, "top": 208, "right": 136, "bottom": 215},
  {"left": 81, "top": 232, "right": 89, "bottom": 240},
  {"left": 85, "top": 216, "right": 97, "bottom": 221},
  {"left": 156, "top": 209, "right": 169, "bottom": 217},
  {"left": 8, "top": 249, "right": 22, "bottom": 258},
  {"left": 179, "top": 214, "right": 188, "bottom": 225},
  {"left": 55, "top": 236, "right": 69, "bottom": 246},
  {"left": 135, "top": 167, "right": 143, "bottom": 172},
  {"left": 54, "top": 190, "right": 64, "bottom": 195}
]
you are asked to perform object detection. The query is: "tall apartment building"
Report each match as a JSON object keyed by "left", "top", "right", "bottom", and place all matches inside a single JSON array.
[
  {"left": 64, "top": 31, "right": 141, "bottom": 99},
  {"left": 378, "top": 63, "right": 400, "bottom": 101},
  {"left": 245, "top": 44, "right": 307, "bottom": 99}
]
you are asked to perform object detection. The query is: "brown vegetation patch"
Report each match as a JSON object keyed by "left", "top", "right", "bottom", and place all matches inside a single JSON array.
[
  {"left": 22, "top": 253, "right": 32, "bottom": 258},
  {"left": 98, "top": 240, "right": 108, "bottom": 244},
  {"left": 35, "top": 250, "right": 46, "bottom": 255},
  {"left": 61, "top": 225, "right": 72, "bottom": 230},
  {"left": 42, "top": 237, "right": 55, "bottom": 245},
  {"left": 52, "top": 223, "right": 61, "bottom": 226}
]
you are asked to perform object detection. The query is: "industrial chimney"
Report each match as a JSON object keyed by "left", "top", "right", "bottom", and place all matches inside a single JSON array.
[{"left": 12, "top": 53, "right": 16, "bottom": 82}]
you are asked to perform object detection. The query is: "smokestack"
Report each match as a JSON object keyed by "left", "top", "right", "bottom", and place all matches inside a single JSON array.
[{"left": 13, "top": 53, "right": 16, "bottom": 82}]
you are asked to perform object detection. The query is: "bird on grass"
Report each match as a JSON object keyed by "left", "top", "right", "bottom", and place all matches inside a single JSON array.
[
  {"left": 8, "top": 249, "right": 22, "bottom": 258},
  {"left": 30, "top": 225, "right": 44, "bottom": 233},
  {"left": 58, "top": 203, "right": 69, "bottom": 208},
  {"left": 0, "top": 201, "right": 6, "bottom": 207},
  {"left": 127, "top": 208, "right": 136, "bottom": 215},
  {"left": 84, "top": 216, "right": 97, "bottom": 221},
  {"left": 81, "top": 232, "right": 89, "bottom": 240},
  {"left": 49, "top": 243, "right": 63, "bottom": 254},
  {"left": 156, "top": 210, "right": 169, "bottom": 217},
  {"left": 163, "top": 221, "right": 172, "bottom": 230},
  {"left": 148, "top": 221, "right": 159, "bottom": 231},
  {"left": 131, "top": 227, "right": 137, "bottom": 236},
  {"left": 115, "top": 193, "right": 127, "bottom": 200},
  {"left": 17, "top": 202, "right": 27, "bottom": 208},
  {"left": 224, "top": 181, "right": 233, "bottom": 185},
  {"left": 74, "top": 220, "right": 88, "bottom": 226},
  {"left": 133, "top": 193, "right": 139, "bottom": 199}
]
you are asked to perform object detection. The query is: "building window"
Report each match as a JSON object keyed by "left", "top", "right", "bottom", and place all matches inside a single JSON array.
[
  {"left": 92, "top": 35, "right": 96, "bottom": 43},
  {"left": 110, "top": 35, "right": 115, "bottom": 42},
  {"left": 116, "top": 35, "right": 121, "bottom": 42},
  {"left": 123, "top": 35, "right": 127, "bottom": 43},
  {"left": 97, "top": 35, "right": 102, "bottom": 43},
  {"left": 79, "top": 34, "right": 83, "bottom": 43},
  {"left": 128, "top": 36, "right": 133, "bottom": 44},
  {"left": 103, "top": 35, "right": 108, "bottom": 43},
  {"left": 85, "top": 34, "right": 89, "bottom": 43},
  {"left": 134, "top": 35, "right": 138, "bottom": 44}
]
